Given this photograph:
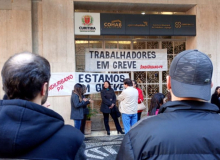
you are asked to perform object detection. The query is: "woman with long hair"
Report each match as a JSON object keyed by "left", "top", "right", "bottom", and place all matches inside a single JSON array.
[
  {"left": 132, "top": 80, "right": 144, "bottom": 121},
  {"left": 211, "top": 86, "right": 220, "bottom": 110},
  {"left": 100, "top": 81, "right": 124, "bottom": 135},
  {"left": 148, "top": 93, "right": 165, "bottom": 116},
  {"left": 70, "top": 83, "right": 91, "bottom": 130}
]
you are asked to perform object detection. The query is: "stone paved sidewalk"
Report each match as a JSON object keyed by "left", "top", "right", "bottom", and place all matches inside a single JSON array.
[{"left": 84, "top": 135, "right": 124, "bottom": 160}]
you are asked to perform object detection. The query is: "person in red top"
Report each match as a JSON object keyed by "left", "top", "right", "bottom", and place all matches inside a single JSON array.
[{"left": 132, "top": 80, "right": 144, "bottom": 121}]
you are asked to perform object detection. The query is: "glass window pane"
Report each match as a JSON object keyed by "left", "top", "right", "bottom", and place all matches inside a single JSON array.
[
  {"left": 118, "top": 41, "right": 131, "bottom": 49},
  {"left": 134, "top": 71, "right": 146, "bottom": 83},
  {"left": 90, "top": 41, "right": 102, "bottom": 48},
  {"left": 147, "top": 84, "right": 159, "bottom": 98},
  {"left": 162, "top": 84, "right": 168, "bottom": 96},
  {"left": 105, "top": 41, "right": 117, "bottom": 49},
  {"left": 167, "top": 55, "right": 173, "bottom": 70},
  {"left": 133, "top": 41, "right": 146, "bottom": 49},
  {"left": 75, "top": 40, "right": 89, "bottom": 72},
  {"left": 162, "top": 71, "right": 168, "bottom": 83},
  {"left": 174, "top": 41, "right": 185, "bottom": 54},
  {"left": 162, "top": 41, "right": 173, "bottom": 54},
  {"left": 147, "top": 71, "right": 159, "bottom": 83},
  {"left": 147, "top": 41, "right": 159, "bottom": 49}
]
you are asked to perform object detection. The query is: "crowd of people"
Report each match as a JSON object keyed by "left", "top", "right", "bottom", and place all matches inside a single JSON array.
[
  {"left": 70, "top": 77, "right": 169, "bottom": 135},
  {"left": 1, "top": 49, "right": 220, "bottom": 159}
]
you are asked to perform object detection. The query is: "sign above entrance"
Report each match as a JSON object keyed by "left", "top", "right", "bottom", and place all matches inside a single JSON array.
[
  {"left": 100, "top": 14, "right": 126, "bottom": 35},
  {"left": 75, "top": 12, "right": 196, "bottom": 36},
  {"left": 100, "top": 14, "right": 196, "bottom": 36},
  {"left": 149, "top": 15, "right": 173, "bottom": 36},
  {"left": 85, "top": 49, "right": 167, "bottom": 72},
  {"left": 75, "top": 13, "right": 100, "bottom": 35},
  {"left": 173, "top": 15, "right": 196, "bottom": 36},
  {"left": 125, "top": 14, "right": 150, "bottom": 35}
]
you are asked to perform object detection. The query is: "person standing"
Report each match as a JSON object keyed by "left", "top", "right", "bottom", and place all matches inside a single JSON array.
[
  {"left": 211, "top": 86, "right": 220, "bottom": 111},
  {"left": 148, "top": 93, "right": 165, "bottom": 116},
  {"left": 100, "top": 81, "right": 124, "bottom": 135},
  {"left": 132, "top": 80, "right": 144, "bottom": 121},
  {"left": 117, "top": 78, "right": 138, "bottom": 134},
  {"left": 80, "top": 84, "right": 92, "bottom": 134},
  {"left": 70, "top": 83, "right": 91, "bottom": 130},
  {"left": 0, "top": 52, "right": 86, "bottom": 159}
]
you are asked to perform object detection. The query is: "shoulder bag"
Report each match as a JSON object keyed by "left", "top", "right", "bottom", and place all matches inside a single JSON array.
[
  {"left": 137, "top": 100, "right": 146, "bottom": 110},
  {"left": 111, "top": 106, "right": 121, "bottom": 117}
]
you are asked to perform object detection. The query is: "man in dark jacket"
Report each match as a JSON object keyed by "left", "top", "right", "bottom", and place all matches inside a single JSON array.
[
  {"left": 0, "top": 52, "right": 86, "bottom": 159},
  {"left": 117, "top": 50, "right": 220, "bottom": 160}
]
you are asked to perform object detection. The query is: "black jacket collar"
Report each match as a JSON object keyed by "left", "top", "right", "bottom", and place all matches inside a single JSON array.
[{"left": 159, "top": 100, "right": 219, "bottom": 114}]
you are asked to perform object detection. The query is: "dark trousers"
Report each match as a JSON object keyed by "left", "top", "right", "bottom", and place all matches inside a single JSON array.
[
  {"left": 137, "top": 112, "right": 142, "bottom": 121},
  {"left": 103, "top": 112, "right": 122, "bottom": 132},
  {"left": 80, "top": 114, "right": 87, "bottom": 134}
]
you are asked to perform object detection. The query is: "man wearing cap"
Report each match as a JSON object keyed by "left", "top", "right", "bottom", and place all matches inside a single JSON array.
[{"left": 116, "top": 50, "right": 220, "bottom": 160}]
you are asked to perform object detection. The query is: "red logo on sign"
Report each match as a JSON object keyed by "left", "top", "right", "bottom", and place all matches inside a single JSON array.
[{"left": 82, "top": 15, "right": 93, "bottom": 26}]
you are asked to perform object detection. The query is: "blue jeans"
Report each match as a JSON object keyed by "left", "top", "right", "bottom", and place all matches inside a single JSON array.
[
  {"left": 122, "top": 113, "right": 137, "bottom": 134},
  {"left": 74, "top": 120, "right": 81, "bottom": 130}
]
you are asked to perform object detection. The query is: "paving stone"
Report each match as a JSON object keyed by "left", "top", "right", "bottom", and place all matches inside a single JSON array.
[{"left": 84, "top": 135, "right": 124, "bottom": 160}]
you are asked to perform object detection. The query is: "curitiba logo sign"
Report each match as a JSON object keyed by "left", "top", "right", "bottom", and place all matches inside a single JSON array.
[
  {"left": 82, "top": 15, "right": 93, "bottom": 26},
  {"left": 80, "top": 15, "right": 96, "bottom": 32}
]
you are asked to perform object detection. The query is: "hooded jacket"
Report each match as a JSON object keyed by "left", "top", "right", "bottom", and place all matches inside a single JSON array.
[
  {"left": 116, "top": 100, "right": 220, "bottom": 160},
  {"left": 0, "top": 99, "right": 85, "bottom": 160}
]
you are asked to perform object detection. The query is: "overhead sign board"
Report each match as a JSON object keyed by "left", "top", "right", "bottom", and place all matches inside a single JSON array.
[
  {"left": 100, "top": 14, "right": 125, "bottom": 35},
  {"left": 75, "top": 12, "right": 196, "bottom": 36},
  {"left": 173, "top": 15, "right": 196, "bottom": 36},
  {"left": 149, "top": 15, "right": 173, "bottom": 36},
  {"left": 75, "top": 12, "right": 100, "bottom": 35},
  {"left": 125, "top": 14, "right": 150, "bottom": 35}
]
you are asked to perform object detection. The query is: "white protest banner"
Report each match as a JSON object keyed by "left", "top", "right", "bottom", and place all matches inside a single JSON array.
[
  {"left": 85, "top": 49, "right": 167, "bottom": 71},
  {"left": 75, "top": 13, "right": 100, "bottom": 35},
  {"left": 48, "top": 72, "right": 129, "bottom": 96},
  {"left": 48, "top": 73, "right": 75, "bottom": 96}
]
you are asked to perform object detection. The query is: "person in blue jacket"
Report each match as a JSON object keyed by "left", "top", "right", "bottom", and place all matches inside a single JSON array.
[{"left": 0, "top": 52, "right": 86, "bottom": 160}]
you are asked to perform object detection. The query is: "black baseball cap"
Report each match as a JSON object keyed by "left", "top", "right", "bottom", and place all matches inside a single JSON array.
[{"left": 169, "top": 49, "right": 213, "bottom": 101}]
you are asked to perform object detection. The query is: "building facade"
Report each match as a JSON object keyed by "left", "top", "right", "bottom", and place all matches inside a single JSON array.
[{"left": 0, "top": 0, "right": 220, "bottom": 130}]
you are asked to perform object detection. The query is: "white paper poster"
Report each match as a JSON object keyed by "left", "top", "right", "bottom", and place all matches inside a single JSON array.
[{"left": 48, "top": 72, "right": 129, "bottom": 96}]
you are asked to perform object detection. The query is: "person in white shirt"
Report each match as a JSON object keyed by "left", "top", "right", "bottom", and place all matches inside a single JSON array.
[{"left": 117, "top": 78, "right": 138, "bottom": 134}]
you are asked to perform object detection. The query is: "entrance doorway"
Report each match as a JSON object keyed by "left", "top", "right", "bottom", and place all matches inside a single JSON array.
[{"left": 75, "top": 36, "right": 186, "bottom": 131}]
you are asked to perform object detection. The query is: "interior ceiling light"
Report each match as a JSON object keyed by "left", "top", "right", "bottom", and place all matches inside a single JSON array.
[
  {"left": 161, "top": 12, "right": 173, "bottom": 15},
  {"left": 141, "top": 12, "right": 145, "bottom": 15}
]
